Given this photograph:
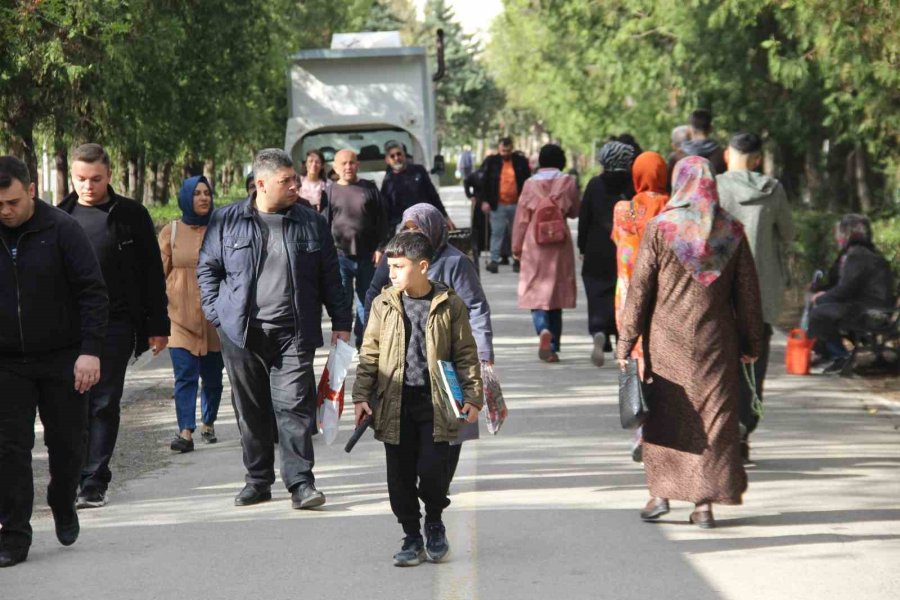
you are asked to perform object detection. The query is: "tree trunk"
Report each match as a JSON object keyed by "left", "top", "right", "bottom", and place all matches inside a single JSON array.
[
  {"left": 203, "top": 158, "right": 216, "bottom": 194},
  {"left": 135, "top": 151, "right": 145, "bottom": 204},
  {"left": 803, "top": 144, "right": 826, "bottom": 209},
  {"left": 147, "top": 161, "right": 159, "bottom": 204},
  {"left": 853, "top": 142, "right": 873, "bottom": 214},
  {"left": 54, "top": 138, "right": 69, "bottom": 205},
  {"left": 119, "top": 154, "right": 129, "bottom": 195},
  {"left": 128, "top": 153, "right": 139, "bottom": 198},
  {"left": 157, "top": 161, "right": 172, "bottom": 205},
  {"left": 16, "top": 122, "right": 39, "bottom": 196}
]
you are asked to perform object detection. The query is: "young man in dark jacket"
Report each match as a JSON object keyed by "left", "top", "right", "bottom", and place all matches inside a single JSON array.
[
  {"left": 479, "top": 137, "right": 531, "bottom": 273},
  {"left": 682, "top": 109, "right": 727, "bottom": 175},
  {"left": 198, "top": 148, "right": 351, "bottom": 510},
  {"left": 0, "top": 156, "right": 109, "bottom": 568},
  {"left": 57, "top": 143, "right": 170, "bottom": 509},
  {"left": 380, "top": 140, "right": 453, "bottom": 231}
]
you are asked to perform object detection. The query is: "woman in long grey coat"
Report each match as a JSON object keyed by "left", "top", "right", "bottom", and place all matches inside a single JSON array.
[
  {"left": 616, "top": 156, "right": 763, "bottom": 529},
  {"left": 364, "top": 203, "right": 494, "bottom": 479}
]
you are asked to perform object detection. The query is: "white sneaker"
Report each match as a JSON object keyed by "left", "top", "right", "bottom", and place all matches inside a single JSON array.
[{"left": 591, "top": 333, "right": 606, "bottom": 367}]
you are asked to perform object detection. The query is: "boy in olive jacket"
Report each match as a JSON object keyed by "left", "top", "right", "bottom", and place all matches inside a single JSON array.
[{"left": 353, "top": 231, "right": 483, "bottom": 567}]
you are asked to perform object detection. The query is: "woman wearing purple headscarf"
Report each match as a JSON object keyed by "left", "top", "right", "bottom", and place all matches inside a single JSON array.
[
  {"left": 615, "top": 156, "right": 763, "bottom": 529},
  {"left": 364, "top": 203, "right": 494, "bottom": 478}
]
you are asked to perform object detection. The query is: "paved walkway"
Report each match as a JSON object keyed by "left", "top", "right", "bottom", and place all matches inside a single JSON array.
[{"left": 7, "top": 188, "right": 900, "bottom": 599}]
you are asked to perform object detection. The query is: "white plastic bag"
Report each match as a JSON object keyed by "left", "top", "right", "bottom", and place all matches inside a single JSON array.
[{"left": 316, "top": 339, "right": 356, "bottom": 445}]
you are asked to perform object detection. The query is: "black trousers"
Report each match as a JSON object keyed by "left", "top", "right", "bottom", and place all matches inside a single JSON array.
[
  {"left": 0, "top": 349, "right": 86, "bottom": 553},
  {"left": 385, "top": 389, "right": 451, "bottom": 536},
  {"left": 808, "top": 301, "right": 855, "bottom": 356},
  {"left": 220, "top": 327, "right": 317, "bottom": 491},
  {"left": 81, "top": 318, "right": 134, "bottom": 493},
  {"left": 582, "top": 273, "right": 617, "bottom": 345},
  {"left": 739, "top": 324, "right": 773, "bottom": 436}
]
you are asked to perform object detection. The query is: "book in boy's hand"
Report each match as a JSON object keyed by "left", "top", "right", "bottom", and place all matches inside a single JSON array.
[{"left": 437, "top": 360, "right": 466, "bottom": 421}]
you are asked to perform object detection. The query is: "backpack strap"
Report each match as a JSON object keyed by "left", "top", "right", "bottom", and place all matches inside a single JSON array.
[{"left": 170, "top": 219, "right": 178, "bottom": 250}]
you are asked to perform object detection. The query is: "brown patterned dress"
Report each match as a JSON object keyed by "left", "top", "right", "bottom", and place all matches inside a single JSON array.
[{"left": 616, "top": 221, "right": 763, "bottom": 505}]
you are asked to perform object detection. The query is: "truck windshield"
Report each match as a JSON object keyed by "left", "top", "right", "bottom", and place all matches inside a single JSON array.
[{"left": 300, "top": 129, "right": 416, "bottom": 173}]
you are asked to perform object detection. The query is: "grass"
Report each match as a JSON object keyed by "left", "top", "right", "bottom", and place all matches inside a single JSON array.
[{"left": 146, "top": 194, "right": 245, "bottom": 231}]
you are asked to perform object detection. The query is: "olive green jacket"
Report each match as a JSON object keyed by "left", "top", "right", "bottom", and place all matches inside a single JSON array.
[{"left": 352, "top": 282, "right": 483, "bottom": 445}]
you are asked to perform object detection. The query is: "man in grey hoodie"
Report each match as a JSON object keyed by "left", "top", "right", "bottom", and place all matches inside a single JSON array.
[
  {"left": 717, "top": 132, "right": 795, "bottom": 461},
  {"left": 682, "top": 109, "right": 727, "bottom": 175}
]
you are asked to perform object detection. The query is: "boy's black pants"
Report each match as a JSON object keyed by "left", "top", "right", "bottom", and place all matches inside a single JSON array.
[{"left": 385, "top": 387, "right": 451, "bottom": 537}]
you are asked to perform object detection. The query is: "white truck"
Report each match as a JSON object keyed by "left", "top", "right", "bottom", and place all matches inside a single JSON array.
[{"left": 284, "top": 31, "right": 445, "bottom": 187}]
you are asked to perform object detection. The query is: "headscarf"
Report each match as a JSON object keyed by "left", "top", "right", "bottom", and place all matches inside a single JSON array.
[
  {"left": 177, "top": 175, "right": 214, "bottom": 226},
  {"left": 598, "top": 141, "right": 635, "bottom": 173},
  {"left": 653, "top": 156, "right": 743, "bottom": 286},
  {"left": 401, "top": 203, "right": 448, "bottom": 252},
  {"left": 632, "top": 152, "right": 667, "bottom": 196}
]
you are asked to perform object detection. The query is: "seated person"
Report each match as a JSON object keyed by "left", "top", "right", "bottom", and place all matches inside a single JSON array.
[{"left": 809, "top": 214, "right": 895, "bottom": 373}]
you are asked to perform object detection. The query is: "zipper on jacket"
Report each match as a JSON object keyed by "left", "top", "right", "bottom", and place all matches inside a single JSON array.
[
  {"left": 1, "top": 230, "right": 36, "bottom": 354},
  {"left": 242, "top": 217, "right": 264, "bottom": 347},
  {"left": 282, "top": 217, "right": 301, "bottom": 342}
]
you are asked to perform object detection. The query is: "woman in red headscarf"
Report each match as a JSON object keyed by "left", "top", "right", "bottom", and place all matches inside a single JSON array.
[{"left": 611, "top": 152, "right": 670, "bottom": 364}]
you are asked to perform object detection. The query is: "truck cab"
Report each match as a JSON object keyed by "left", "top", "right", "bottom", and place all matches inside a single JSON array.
[{"left": 284, "top": 32, "right": 441, "bottom": 188}]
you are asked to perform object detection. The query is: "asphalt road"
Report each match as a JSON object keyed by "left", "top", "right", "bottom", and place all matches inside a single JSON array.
[{"left": 8, "top": 187, "right": 900, "bottom": 599}]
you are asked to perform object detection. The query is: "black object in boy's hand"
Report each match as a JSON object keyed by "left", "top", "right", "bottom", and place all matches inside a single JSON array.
[{"left": 345, "top": 396, "right": 379, "bottom": 453}]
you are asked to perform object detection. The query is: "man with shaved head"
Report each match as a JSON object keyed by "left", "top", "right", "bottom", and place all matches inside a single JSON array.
[
  {"left": 325, "top": 149, "right": 389, "bottom": 348},
  {"left": 198, "top": 148, "right": 351, "bottom": 510}
]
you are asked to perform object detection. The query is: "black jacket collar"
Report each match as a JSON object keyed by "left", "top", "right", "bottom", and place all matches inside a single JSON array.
[{"left": 57, "top": 185, "right": 120, "bottom": 214}]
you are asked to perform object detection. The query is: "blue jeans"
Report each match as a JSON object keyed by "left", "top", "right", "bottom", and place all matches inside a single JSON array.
[
  {"left": 338, "top": 254, "right": 376, "bottom": 344},
  {"left": 170, "top": 348, "right": 225, "bottom": 432},
  {"left": 489, "top": 204, "right": 518, "bottom": 262},
  {"left": 531, "top": 309, "right": 563, "bottom": 353}
]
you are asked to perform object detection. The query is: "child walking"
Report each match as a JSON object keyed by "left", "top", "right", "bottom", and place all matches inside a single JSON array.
[{"left": 353, "top": 231, "right": 483, "bottom": 566}]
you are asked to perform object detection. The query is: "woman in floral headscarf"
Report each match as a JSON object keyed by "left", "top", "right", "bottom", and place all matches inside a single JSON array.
[{"left": 615, "top": 156, "right": 763, "bottom": 529}]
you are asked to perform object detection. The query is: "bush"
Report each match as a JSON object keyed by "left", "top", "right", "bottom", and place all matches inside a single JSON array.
[{"left": 147, "top": 194, "right": 244, "bottom": 232}]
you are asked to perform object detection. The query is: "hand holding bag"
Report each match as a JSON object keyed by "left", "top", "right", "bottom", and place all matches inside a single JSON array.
[{"left": 618, "top": 358, "right": 648, "bottom": 429}]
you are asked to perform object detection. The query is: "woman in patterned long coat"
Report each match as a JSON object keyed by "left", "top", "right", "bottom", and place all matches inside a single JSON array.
[{"left": 615, "top": 156, "right": 763, "bottom": 529}]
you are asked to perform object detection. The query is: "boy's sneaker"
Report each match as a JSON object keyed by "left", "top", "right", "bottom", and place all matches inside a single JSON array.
[
  {"left": 424, "top": 522, "right": 450, "bottom": 562},
  {"left": 393, "top": 535, "right": 425, "bottom": 567},
  {"left": 76, "top": 489, "right": 108, "bottom": 509},
  {"left": 591, "top": 333, "right": 606, "bottom": 367},
  {"left": 200, "top": 427, "right": 217, "bottom": 444}
]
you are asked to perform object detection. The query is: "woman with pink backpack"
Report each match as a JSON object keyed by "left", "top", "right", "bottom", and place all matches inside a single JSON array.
[{"left": 512, "top": 144, "right": 581, "bottom": 363}]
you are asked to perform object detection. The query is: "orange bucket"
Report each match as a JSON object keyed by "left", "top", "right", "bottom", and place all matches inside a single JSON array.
[{"left": 785, "top": 328, "right": 815, "bottom": 375}]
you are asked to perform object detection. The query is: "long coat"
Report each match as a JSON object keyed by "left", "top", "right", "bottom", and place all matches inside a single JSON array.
[
  {"left": 512, "top": 171, "right": 581, "bottom": 310},
  {"left": 616, "top": 222, "right": 763, "bottom": 505}
]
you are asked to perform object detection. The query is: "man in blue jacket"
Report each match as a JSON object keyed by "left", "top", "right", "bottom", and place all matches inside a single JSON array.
[
  {"left": 0, "top": 156, "right": 108, "bottom": 568},
  {"left": 198, "top": 148, "right": 351, "bottom": 510}
]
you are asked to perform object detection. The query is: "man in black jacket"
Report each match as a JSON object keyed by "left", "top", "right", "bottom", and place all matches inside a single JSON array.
[
  {"left": 0, "top": 156, "right": 108, "bottom": 568},
  {"left": 58, "top": 143, "right": 170, "bottom": 509},
  {"left": 380, "top": 140, "right": 453, "bottom": 231},
  {"left": 198, "top": 148, "right": 351, "bottom": 510},
  {"left": 479, "top": 137, "right": 531, "bottom": 273}
]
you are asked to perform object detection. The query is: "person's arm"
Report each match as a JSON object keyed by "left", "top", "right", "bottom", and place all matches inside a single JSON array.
[
  {"left": 448, "top": 257, "right": 494, "bottom": 363},
  {"left": 565, "top": 176, "right": 581, "bottom": 219},
  {"left": 615, "top": 223, "right": 660, "bottom": 361},
  {"left": 135, "top": 205, "right": 171, "bottom": 340},
  {"left": 60, "top": 218, "right": 109, "bottom": 358},
  {"left": 197, "top": 210, "right": 225, "bottom": 327},
  {"left": 773, "top": 184, "right": 795, "bottom": 245},
  {"left": 363, "top": 253, "right": 390, "bottom": 327},
  {"left": 449, "top": 295, "right": 484, "bottom": 414},
  {"left": 351, "top": 294, "right": 384, "bottom": 424},
  {"left": 370, "top": 185, "right": 392, "bottom": 249},
  {"left": 317, "top": 214, "right": 353, "bottom": 335},
  {"left": 158, "top": 223, "right": 173, "bottom": 279},
  {"left": 818, "top": 249, "right": 869, "bottom": 304},
  {"left": 577, "top": 183, "right": 594, "bottom": 255},
  {"left": 422, "top": 167, "right": 448, "bottom": 216},
  {"left": 732, "top": 235, "right": 764, "bottom": 360},
  {"left": 511, "top": 186, "right": 531, "bottom": 258}
]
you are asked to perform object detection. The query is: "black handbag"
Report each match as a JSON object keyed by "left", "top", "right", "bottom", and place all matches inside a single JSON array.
[{"left": 618, "top": 359, "right": 648, "bottom": 429}]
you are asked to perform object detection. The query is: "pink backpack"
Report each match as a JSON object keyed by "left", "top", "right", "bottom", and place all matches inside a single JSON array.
[{"left": 533, "top": 188, "right": 567, "bottom": 245}]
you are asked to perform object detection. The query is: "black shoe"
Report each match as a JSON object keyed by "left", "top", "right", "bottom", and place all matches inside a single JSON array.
[
  {"left": 0, "top": 548, "right": 28, "bottom": 568},
  {"left": 53, "top": 505, "right": 80, "bottom": 546},
  {"left": 291, "top": 483, "right": 326, "bottom": 509},
  {"left": 393, "top": 535, "right": 425, "bottom": 567},
  {"left": 76, "top": 489, "right": 108, "bottom": 509},
  {"left": 200, "top": 427, "right": 217, "bottom": 444},
  {"left": 512, "top": 260, "right": 520, "bottom": 273},
  {"left": 170, "top": 435, "right": 194, "bottom": 453},
  {"left": 498, "top": 257, "right": 510, "bottom": 265},
  {"left": 823, "top": 356, "right": 850, "bottom": 374},
  {"left": 485, "top": 261, "right": 499, "bottom": 274},
  {"left": 234, "top": 484, "right": 271, "bottom": 506},
  {"left": 424, "top": 522, "right": 450, "bottom": 562}
]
